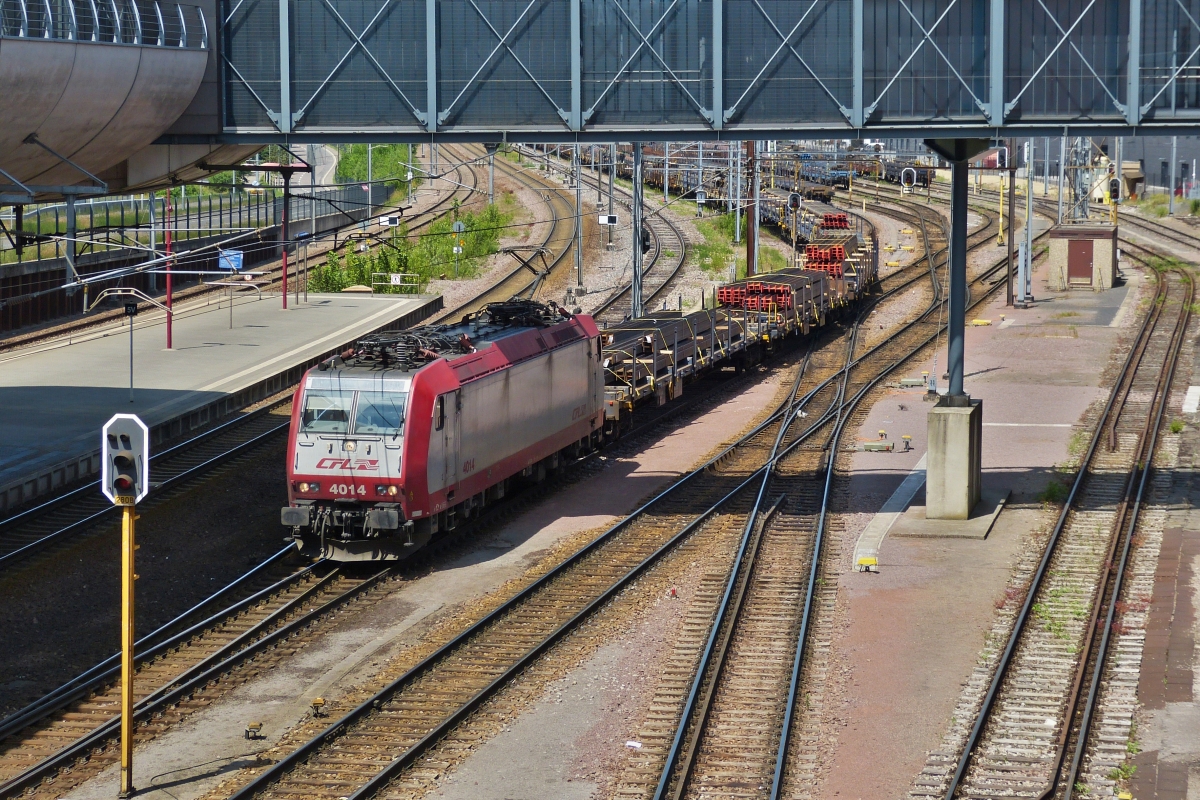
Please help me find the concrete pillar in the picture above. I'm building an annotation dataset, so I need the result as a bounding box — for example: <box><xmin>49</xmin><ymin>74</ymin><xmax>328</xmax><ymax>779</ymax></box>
<box><xmin>926</xmin><ymin>400</ymin><xmax>983</xmax><ymax>519</ymax></box>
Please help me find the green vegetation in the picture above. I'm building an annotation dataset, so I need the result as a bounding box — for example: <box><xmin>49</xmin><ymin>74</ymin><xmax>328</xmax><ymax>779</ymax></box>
<box><xmin>335</xmin><ymin>144</ymin><xmax>416</xmax><ymax>184</ymax></box>
<box><xmin>1190</xmin><ymin>198</ymin><xmax>1200</xmax><ymax>215</ymax></box>
<box><xmin>1052</xmin><ymin>310</ymin><xmax>1080</xmax><ymax>319</ymax></box>
<box><xmin>1038</xmin><ymin>479</ymin><xmax>1069</xmax><ymax>505</ymax></box>
<box><xmin>309</xmin><ymin>194</ymin><xmax>516</xmax><ymax>293</ymax></box>
<box><xmin>693</xmin><ymin>212</ymin><xmax>747</xmax><ymax>279</ymax></box>
<box><xmin>1067</xmin><ymin>430</ymin><xmax>1089</xmax><ymax>460</ymax></box>
<box><xmin>1171</xmin><ymin>419</ymin><xmax>1185</xmax><ymax>434</ymax></box>
<box><xmin>1108</xmin><ymin>762</ymin><xmax>1137</xmax><ymax>782</ymax></box>
<box><xmin>1127</xmin><ymin>722</ymin><xmax>1141</xmax><ymax>755</ymax></box>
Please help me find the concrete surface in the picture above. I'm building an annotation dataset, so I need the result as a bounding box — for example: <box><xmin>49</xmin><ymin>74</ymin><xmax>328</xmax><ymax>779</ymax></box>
<box><xmin>893</xmin><ymin>487</ymin><xmax>1009</xmax><ymax>539</ymax></box>
<box><xmin>0</xmin><ymin>293</ymin><xmax>433</xmax><ymax>493</ymax></box>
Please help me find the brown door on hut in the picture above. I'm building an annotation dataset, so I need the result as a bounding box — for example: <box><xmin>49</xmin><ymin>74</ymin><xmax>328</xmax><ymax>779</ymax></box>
<box><xmin>1067</xmin><ymin>239</ymin><xmax>1094</xmax><ymax>286</ymax></box>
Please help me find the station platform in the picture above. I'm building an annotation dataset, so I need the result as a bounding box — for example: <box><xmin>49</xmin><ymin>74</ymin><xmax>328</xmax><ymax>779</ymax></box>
<box><xmin>0</xmin><ymin>291</ymin><xmax>441</xmax><ymax>514</ymax></box>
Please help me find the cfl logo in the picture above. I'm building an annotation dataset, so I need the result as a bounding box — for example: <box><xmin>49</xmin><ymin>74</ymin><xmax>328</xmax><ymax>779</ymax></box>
<box><xmin>315</xmin><ymin>458</ymin><xmax>380</xmax><ymax>471</ymax></box>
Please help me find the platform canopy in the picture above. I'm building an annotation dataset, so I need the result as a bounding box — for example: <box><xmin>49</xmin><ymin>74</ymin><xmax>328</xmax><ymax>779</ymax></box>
<box><xmin>173</xmin><ymin>0</ymin><xmax>1199</xmax><ymax>144</ymax></box>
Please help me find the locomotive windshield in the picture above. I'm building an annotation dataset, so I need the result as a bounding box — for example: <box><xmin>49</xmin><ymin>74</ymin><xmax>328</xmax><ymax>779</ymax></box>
<box><xmin>301</xmin><ymin>390</ymin><xmax>354</xmax><ymax>433</ymax></box>
<box><xmin>300</xmin><ymin>389</ymin><xmax>407</xmax><ymax>436</ymax></box>
<box><xmin>354</xmin><ymin>391</ymin><xmax>407</xmax><ymax>437</ymax></box>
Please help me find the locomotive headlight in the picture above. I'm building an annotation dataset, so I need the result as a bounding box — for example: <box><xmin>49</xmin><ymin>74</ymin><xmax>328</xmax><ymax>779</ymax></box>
<box><xmin>298</xmin><ymin>482</ymin><xmax>320</xmax><ymax>493</ymax></box>
<box><xmin>344</xmin><ymin>441</ymin><xmax>357</xmax><ymax>452</ymax></box>
<box><xmin>375</xmin><ymin>484</ymin><xmax>400</xmax><ymax>496</ymax></box>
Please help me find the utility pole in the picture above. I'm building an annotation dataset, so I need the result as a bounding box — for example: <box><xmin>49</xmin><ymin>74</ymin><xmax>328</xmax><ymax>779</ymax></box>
<box><xmin>66</xmin><ymin>195</ymin><xmax>78</xmax><ymax>308</ymax></box>
<box><xmin>727</xmin><ymin>144</ymin><xmax>734</xmax><ymax>215</ymax></box>
<box><xmin>148</xmin><ymin>193</ymin><xmax>157</xmax><ymax>292</ymax></box>
<box><xmin>608</xmin><ymin>142</ymin><xmax>615</xmax><ymax>250</ymax></box>
<box><xmin>367</xmin><ymin>144</ymin><xmax>373</xmax><ymax>220</ymax></box>
<box><xmin>165</xmin><ymin>190</ymin><xmax>173</xmax><ymax>349</ymax></box>
<box><xmin>574</xmin><ymin>148</ymin><xmax>584</xmax><ymax>293</ymax></box>
<box><xmin>1006</xmin><ymin>139</ymin><xmax>1015</xmax><ymax>305</ymax></box>
<box><xmin>1022</xmin><ymin>140</ymin><xmax>1034</xmax><ymax>306</ymax></box>
<box><xmin>632</xmin><ymin>143</ymin><xmax>644</xmax><ymax>319</ymax></box>
<box><xmin>1043</xmin><ymin>136</ymin><xmax>1050</xmax><ymax>196</ymax></box>
<box><xmin>1169</xmin><ymin>135</ymin><xmax>1178</xmax><ymax>215</ymax></box>
<box><xmin>663</xmin><ymin>142</ymin><xmax>669</xmax><ymax>203</ymax></box>
<box><xmin>747</xmin><ymin>140</ymin><xmax>759</xmax><ymax>276</ymax></box>
<box><xmin>1057</xmin><ymin>135</ymin><xmax>1066</xmax><ymax>223</ymax></box>
<box><xmin>282</xmin><ymin>172</ymin><xmax>291</xmax><ymax>309</ymax></box>
<box><xmin>734</xmin><ymin>142</ymin><xmax>742</xmax><ymax>244</ymax></box>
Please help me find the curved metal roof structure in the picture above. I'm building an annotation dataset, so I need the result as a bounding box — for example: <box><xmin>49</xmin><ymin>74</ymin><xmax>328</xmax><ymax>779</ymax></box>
<box><xmin>0</xmin><ymin>0</ymin><xmax>210</xmax><ymax>196</ymax></box>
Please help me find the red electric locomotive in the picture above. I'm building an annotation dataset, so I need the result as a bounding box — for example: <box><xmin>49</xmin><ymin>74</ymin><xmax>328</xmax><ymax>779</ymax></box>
<box><xmin>281</xmin><ymin>300</ymin><xmax>605</xmax><ymax>560</ymax></box>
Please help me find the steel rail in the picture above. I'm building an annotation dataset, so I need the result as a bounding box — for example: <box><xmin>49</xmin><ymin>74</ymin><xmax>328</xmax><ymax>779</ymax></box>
<box><xmin>1055</xmin><ymin>262</ymin><xmax>1193</xmax><ymax>800</ymax></box>
<box><xmin>655</xmin><ymin>187</ymin><xmax>949</xmax><ymax>800</ymax></box>
<box><xmin>0</xmin><ymin>567</ymin><xmax>392</xmax><ymax>799</ymax></box>
<box><xmin>0</xmin><ymin>396</ymin><xmax>290</xmax><ymax>533</ymax></box>
<box><xmin>0</xmin><ymin>546</ymin><xmax>302</xmax><ymax>741</ymax></box>
<box><xmin>0</xmin><ymin>417</ymin><xmax>291</xmax><ymax>570</ymax></box>
<box><xmin>656</xmin><ymin>315</ymin><xmax>863</xmax><ymax>800</ymax></box>
<box><xmin>659</xmin><ymin>188</ymin><xmax>1021</xmax><ymax>800</ymax></box>
<box><xmin>940</xmin><ymin>247</ymin><xmax>1186</xmax><ymax>800</ymax></box>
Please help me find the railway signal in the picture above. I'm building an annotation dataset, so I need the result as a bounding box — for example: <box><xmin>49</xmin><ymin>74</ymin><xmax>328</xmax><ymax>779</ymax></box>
<box><xmin>102</xmin><ymin>413</ymin><xmax>149</xmax><ymax>798</ymax></box>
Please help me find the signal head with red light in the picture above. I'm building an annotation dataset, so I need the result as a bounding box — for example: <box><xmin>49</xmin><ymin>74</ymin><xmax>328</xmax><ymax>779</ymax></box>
<box><xmin>102</xmin><ymin>414</ymin><xmax>149</xmax><ymax>505</ymax></box>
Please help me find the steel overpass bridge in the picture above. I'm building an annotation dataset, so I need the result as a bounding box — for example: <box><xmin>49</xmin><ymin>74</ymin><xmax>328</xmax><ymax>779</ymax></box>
<box><xmin>182</xmin><ymin>0</ymin><xmax>1196</xmax><ymax>144</ymax></box>
<box><xmin>3</xmin><ymin>0</ymin><xmax>1197</xmax><ymax>196</ymax></box>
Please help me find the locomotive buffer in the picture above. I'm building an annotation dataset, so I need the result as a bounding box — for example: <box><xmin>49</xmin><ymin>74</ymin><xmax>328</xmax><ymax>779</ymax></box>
<box><xmin>101</xmin><ymin>414</ymin><xmax>150</xmax><ymax>798</ymax></box>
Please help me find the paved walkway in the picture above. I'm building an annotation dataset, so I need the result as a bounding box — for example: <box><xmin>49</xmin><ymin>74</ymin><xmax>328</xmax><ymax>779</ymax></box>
<box><xmin>0</xmin><ymin>291</ymin><xmax>436</xmax><ymax>498</ymax></box>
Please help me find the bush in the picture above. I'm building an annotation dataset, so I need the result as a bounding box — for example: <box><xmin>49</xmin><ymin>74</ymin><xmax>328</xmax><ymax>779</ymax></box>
<box><xmin>309</xmin><ymin>196</ymin><xmax>515</xmax><ymax>293</ymax></box>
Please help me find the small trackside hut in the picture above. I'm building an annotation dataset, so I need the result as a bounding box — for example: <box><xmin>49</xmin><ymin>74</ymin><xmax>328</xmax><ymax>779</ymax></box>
<box><xmin>281</xmin><ymin>300</ymin><xmax>605</xmax><ymax>560</ymax></box>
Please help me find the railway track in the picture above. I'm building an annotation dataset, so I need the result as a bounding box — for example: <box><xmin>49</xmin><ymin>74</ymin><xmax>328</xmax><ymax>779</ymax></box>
<box><xmin>0</xmin><ymin>397</ymin><xmax>294</xmax><ymax>570</ymax></box>
<box><xmin>432</xmin><ymin>144</ymin><xmax>580</xmax><ymax>321</ymax></box>
<box><xmin>645</xmin><ymin>189</ymin><xmax>1039</xmax><ymax>800</ymax></box>
<box><xmin>0</xmin><ymin>556</ymin><xmax>392</xmax><ymax>800</ymax></box>
<box><xmin>922</xmin><ymin>248</ymin><xmax>1192</xmax><ymax>800</ymax></box>
<box><xmin>208</xmin><ymin>189</ymin><xmax>991</xmax><ymax>800</ymax></box>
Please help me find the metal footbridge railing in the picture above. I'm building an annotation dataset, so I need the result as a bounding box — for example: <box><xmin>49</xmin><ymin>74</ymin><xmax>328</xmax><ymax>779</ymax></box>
<box><xmin>0</xmin><ymin>0</ymin><xmax>206</xmax><ymax>48</ymax></box>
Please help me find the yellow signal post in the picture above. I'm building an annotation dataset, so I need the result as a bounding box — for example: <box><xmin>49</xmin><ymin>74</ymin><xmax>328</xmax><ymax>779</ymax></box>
<box><xmin>102</xmin><ymin>413</ymin><xmax>149</xmax><ymax>799</ymax></box>
<box><xmin>120</xmin><ymin>501</ymin><xmax>136</xmax><ymax>798</ymax></box>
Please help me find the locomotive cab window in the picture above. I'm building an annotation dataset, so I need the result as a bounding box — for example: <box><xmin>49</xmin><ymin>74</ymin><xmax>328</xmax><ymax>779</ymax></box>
<box><xmin>301</xmin><ymin>390</ymin><xmax>355</xmax><ymax>433</ymax></box>
<box><xmin>354</xmin><ymin>391</ymin><xmax>407</xmax><ymax>437</ymax></box>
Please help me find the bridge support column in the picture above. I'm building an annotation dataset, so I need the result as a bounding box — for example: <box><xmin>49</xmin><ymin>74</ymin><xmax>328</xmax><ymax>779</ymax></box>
<box><xmin>924</xmin><ymin>139</ymin><xmax>989</xmax><ymax>519</ymax></box>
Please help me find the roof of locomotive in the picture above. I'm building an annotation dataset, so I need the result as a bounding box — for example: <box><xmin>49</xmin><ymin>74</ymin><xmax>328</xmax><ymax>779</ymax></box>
<box><xmin>312</xmin><ymin>300</ymin><xmax>592</xmax><ymax>380</ymax></box>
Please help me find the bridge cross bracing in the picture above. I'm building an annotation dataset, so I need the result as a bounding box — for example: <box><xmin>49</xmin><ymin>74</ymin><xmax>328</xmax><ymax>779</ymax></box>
<box><xmin>209</xmin><ymin>0</ymin><xmax>1200</xmax><ymax>143</ymax></box>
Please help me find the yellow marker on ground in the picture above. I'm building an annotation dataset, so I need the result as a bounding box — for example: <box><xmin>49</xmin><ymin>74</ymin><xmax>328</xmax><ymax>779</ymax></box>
<box><xmin>971</xmin><ymin>319</ymin><xmax>992</xmax><ymax>326</ymax></box>
<box><xmin>857</xmin><ymin>557</ymin><xmax>879</xmax><ymax>572</ymax></box>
